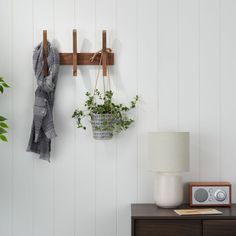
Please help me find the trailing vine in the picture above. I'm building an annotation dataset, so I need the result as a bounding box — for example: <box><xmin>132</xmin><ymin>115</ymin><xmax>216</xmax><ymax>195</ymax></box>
<box><xmin>0</xmin><ymin>77</ymin><xmax>10</xmax><ymax>142</ymax></box>
<box><xmin>72</xmin><ymin>89</ymin><xmax>139</xmax><ymax>135</ymax></box>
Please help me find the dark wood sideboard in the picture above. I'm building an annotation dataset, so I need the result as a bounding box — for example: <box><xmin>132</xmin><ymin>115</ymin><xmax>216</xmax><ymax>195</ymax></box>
<box><xmin>131</xmin><ymin>204</ymin><xmax>236</xmax><ymax>236</ymax></box>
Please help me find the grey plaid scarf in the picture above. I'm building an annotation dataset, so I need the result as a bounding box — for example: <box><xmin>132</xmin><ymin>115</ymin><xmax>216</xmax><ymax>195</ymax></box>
<box><xmin>27</xmin><ymin>41</ymin><xmax>59</xmax><ymax>161</ymax></box>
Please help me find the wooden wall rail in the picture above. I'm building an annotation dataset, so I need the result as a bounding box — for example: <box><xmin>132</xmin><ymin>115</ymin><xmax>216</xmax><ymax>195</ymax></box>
<box><xmin>43</xmin><ymin>30</ymin><xmax>48</xmax><ymax>76</ymax></box>
<box><xmin>59</xmin><ymin>52</ymin><xmax>114</xmax><ymax>65</ymax></box>
<box><xmin>42</xmin><ymin>29</ymin><xmax>114</xmax><ymax>77</ymax></box>
<box><xmin>72</xmin><ymin>29</ymin><xmax>77</xmax><ymax>76</ymax></box>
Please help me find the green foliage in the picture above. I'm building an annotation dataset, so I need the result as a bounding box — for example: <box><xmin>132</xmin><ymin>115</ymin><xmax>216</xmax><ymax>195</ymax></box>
<box><xmin>0</xmin><ymin>77</ymin><xmax>10</xmax><ymax>94</ymax></box>
<box><xmin>0</xmin><ymin>77</ymin><xmax>10</xmax><ymax>142</ymax></box>
<box><xmin>72</xmin><ymin>90</ymin><xmax>139</xmax><ymax>135</ymax></box>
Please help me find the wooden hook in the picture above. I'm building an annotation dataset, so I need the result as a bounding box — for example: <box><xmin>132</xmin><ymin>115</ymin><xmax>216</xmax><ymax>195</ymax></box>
<box><xmin>72</xmin><ymin>29</ymin><xmax>77</xmax><ymax>76</ymax></box>
<box><xmin>43</xmin><ymin>30</ymin><xmax>48</xmax><ymax>76</ymax></box>
<box><xmin>102</xmin><ymin>30</ymin><xmax>107</xmax><ymax>76</ymax></box>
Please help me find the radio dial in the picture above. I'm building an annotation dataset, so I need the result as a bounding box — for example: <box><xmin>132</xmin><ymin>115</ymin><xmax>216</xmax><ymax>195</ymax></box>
<box><xmin>215</xmin><ymin>190</ymin><xmax>227</xmax><ymax>201</ymax></box>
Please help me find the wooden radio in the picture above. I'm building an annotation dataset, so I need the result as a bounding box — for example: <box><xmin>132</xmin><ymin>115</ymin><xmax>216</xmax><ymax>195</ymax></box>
<box><xmin>189</xmin><ymin>182</ymin><xmax>231</xmax><ymax>207</ymax></box>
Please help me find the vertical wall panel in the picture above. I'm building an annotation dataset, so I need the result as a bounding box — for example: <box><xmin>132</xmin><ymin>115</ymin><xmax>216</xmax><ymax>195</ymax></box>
<box><xmin>178</xmin><ymin>0</ymin><xmax>200</xmax><ymax>197</ymax></box>
<box><xmin>116</xmin><ymin>0</ymin><xmax>138</xmax><ymax>235</ymax></box>
<box><xmin>53</xmin><ymin>0</ymin><xmax>76</xmax><ymax>235</ymax></box>
<box><xmin>95</xmin><ymin>1</ymin><xmax>117</xmax><ymax>236</ymax></box>
<box><xmin>1</xmin><ymin>1</ymin><xmax>236</xmax><ymax>236</ymax></box>
<box><xmin>12</xmin><ymin>0</ymin><xmax>34</xmax><ymax>236</ymax></box>
<box><xmin>32</xmin><ymin>1</ymin><xmax>54</xmax><ymax>236</ymax></box>
<box><xmin>199</xmin><ymin>0</ymin><xmax>220</xmax><ymax>181</ymax></box>
<box><xmin>137</xmin><ymin>0</ymin><xmax>158</xmax><ymax>203</ymax></box>
<box><xmin>221</xmin><ymin>0</ymin><xmax>236</xmax><ymax>202</ymax></box>
<box><xmin>158</xmin><ymin>0</ymin><xmax>179</xmax><ymax>130</ymax></box>
<box><xmin>76</xmin><ymin>0</ymin><xmax>96</xmax><ymax>235</ymax></box>
<box><xmin>0</xmin><ymin>1</ymin><xmax>12</xmax><ymax>236</ymax></box>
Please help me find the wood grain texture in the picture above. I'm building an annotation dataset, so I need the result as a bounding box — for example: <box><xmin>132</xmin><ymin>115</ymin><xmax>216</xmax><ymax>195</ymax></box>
<box><xmin>131</xmin><ymin>204</ymin><xmax>236</xmax><ymax>220</ymax></box>
<box><xmin>102</xmin><ymin>30</ymin><xmax>107</xmax><ymax>76</ymax></box>
<box><xmin>189</xmin><ymin>182</ymin><xmax>231</xmax><ymax>186</ymax></box>
<box><xmin>134</xmin><ymin>219</ymin><xmax>201</xmax><ymax>236</ymax></box>
<box><xmin>59</xmin><ymin>52</ymin><xmax>114</xmax><ymax>65</ymax></box>
<box><xmin>72</xmin><ymin>29</ymin><xmax>77</xmax><ymax>76</ymax></box>
<box><xmin>132</xmin><ymin>204</ymin><xmax>236</xmax><ymax>236</ymax></box>
<box><xmin>43</xmin><ymin>30</ymin><xmax>48</xmax><ymax>76</ymax></box>
<box><xmin>189</xmin><ymin>182</ymin><xmax>232</xmax><ymax>207</ymax></box>
<box><xmin>203</xmin><ymin>220</ymin><xmax>236</xmax><ymax>236</ymax></box>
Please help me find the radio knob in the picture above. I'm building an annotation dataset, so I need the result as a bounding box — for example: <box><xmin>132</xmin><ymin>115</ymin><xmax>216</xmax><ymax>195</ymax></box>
<box><xmin>215</xmin><ymin>190</ymin><xmax>227</xmax><ymax>201</ymax></box>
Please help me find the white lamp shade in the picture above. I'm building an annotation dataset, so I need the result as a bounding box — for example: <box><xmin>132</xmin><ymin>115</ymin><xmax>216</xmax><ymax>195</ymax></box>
<box><xmin>149</xmin><ymin>132</ymin><xmax>189</xmax><ymax>172</ymax></box>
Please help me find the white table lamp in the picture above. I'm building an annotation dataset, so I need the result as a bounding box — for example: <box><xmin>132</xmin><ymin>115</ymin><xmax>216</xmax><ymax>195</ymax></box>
<box><xmin>149</xmin><ymin>132</ymin><xmax>189</xmax><ymax>208</ymax></box>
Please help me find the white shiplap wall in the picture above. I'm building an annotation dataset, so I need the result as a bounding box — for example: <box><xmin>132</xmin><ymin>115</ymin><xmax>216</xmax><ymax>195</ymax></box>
<box><xmin>1</xmin><ymin>0</ymin><xmax>236</xmax><ymax>236</ymax></box>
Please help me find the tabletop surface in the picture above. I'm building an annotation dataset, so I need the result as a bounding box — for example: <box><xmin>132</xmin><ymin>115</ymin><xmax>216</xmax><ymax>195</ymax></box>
<box><xmin>131</xmin><ymin>203</ymin><xmax>236</xmax><ymax>220</ymax></box>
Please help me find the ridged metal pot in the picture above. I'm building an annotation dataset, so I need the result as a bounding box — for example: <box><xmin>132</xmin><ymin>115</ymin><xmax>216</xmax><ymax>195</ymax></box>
<box><xmin>90</xmin><ymin>113</ymin><xmax>115</xmax><ymax>140</ymax></box>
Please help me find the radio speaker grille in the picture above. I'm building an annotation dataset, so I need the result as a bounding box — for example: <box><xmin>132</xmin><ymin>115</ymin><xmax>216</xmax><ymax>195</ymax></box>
<box><xmin>194</xmin><ymin>188</ymin><xmax>208</xmax><ymax>202</ymax></box>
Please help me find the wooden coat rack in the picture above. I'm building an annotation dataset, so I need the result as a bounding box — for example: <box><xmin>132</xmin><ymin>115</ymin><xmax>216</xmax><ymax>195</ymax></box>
<box><xmin>43</xmin><ymin>30</ymin><xmax>48</xmax><ymax>76</ymax></box>
<box><xmin>42</xmin><ymin>29</ymin><xmax>114</xmax><ymax>77</ymax></box>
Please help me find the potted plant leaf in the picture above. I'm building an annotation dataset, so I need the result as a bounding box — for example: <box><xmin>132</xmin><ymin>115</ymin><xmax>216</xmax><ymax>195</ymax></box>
<box><xmin>0</xmin><ymin>77</ymin><xmax>10</xmax><ymax>142</ymax></box>
<box><xmin>72</xmin><ymin>89</ymin><xmax>138</xmax><ymax>140</ymax></box>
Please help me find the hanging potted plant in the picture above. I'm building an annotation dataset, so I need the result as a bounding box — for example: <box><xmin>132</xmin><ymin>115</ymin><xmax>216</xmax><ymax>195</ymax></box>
<box><xmin>0</xmin><ymin>77</ymin><xmax>10</xmax><ymax>142</ymax></box>
<box><xmin>72</xmin><ymin>89</ymin><xmax>138</xmax><ymax>140</ymax></box>
<box><xmin>73</xmin><ymin>40</ymin><xmax>138</xmax><ymax>139</ymax></box>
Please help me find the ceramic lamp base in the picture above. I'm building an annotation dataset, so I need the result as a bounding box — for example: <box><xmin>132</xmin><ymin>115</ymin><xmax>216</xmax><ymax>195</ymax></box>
<box><xmin>154</xmin><ymin>173</ymin><xmax>183</xmax><ymax>208</ymax></box>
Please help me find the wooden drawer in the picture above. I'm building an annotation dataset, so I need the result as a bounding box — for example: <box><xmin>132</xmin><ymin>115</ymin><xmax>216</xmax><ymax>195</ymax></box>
<box><xmin>203</xmin><ymin>220</ymin><xmax>236</xmax><ymax>236</ymax></box>
<box><xmin>134</xmin><ymin>219</ymin><xmax>202</xmax><ymax>236</ymax></box>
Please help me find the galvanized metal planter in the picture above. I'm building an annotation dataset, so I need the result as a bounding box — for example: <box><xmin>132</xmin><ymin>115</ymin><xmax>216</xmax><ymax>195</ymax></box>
<box><xmin>90</xmin><ymin>113</ymin><xmax>115</xmax><ymax>140</ymax></box>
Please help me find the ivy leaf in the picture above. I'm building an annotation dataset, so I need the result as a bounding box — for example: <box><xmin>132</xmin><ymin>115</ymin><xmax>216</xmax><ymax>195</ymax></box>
<box><xmin>0</xmin><ymin>85</ymin><xmax>3</xmax><ymax>93</ymax></box>
<box><xmin>0</xmin><ymin>122</ymin><xmax>8</xmax><ymax>128</ymax></box>
<box><xmin>0</xmin><ymin>127</ymin><xmax>7</xmax><ymax>134</ymax></box>
<box><xmin>2</xmin><ymin>83</ymin><xmax>10</xmax><ymax>88</ymax></box>
<box><xmin>0</xmin><ymin>116</ymin><xmax>7</xmax><ymax>122</ymax></box>
<box><xmin>0</xmin><ymin>134</ymin><xmax>8</xmax><ymax>142</ymax></box>
<box><xmin>73</xmin><ymin>90</ymin><xmax>139</xmax><ymax>134</ymax></box>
